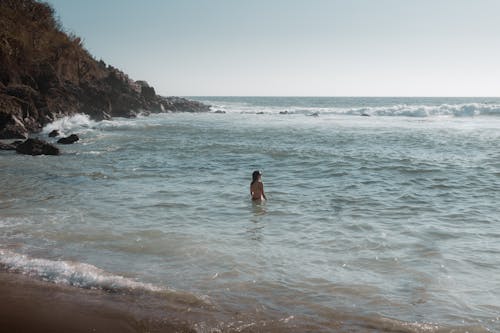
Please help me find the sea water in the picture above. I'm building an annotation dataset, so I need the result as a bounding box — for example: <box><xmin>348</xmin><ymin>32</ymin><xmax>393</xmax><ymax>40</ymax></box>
<box><xmin>1</xmin><ymin>97</ymin><xmax>500</xmax><ymax>332</ymax></box>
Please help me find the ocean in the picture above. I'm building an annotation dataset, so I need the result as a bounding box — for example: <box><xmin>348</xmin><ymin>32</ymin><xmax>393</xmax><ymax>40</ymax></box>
<box><xmin>1</xmin><ymin>97</ymin><xmax>500</xmax><ymax>332</ymax></box>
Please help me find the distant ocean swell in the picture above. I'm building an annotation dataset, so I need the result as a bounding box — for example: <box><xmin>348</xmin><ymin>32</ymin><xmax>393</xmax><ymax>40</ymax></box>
<box><xmin>350</xmin><ymin>103</ymin><xmax>500</xmax><ymax>117</ymax></box>
<box><xmin>207</xmin><ymin>102</ymin><xmax>500</xmax><ymax>117</ymax></box>
<box><xmin>38</xmin><ymin>102</ymin><xmax>500</xmax><ymax>139</ymax></box>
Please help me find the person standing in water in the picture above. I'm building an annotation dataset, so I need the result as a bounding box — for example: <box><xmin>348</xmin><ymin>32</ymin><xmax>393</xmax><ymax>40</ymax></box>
<box><xmin>250</xmin><ymin>170</ymin><xmax>267</xmax><ymax>201</ymax></box>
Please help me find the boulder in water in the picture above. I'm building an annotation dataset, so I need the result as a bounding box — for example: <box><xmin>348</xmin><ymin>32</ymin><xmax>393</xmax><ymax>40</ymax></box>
<box><xmin>57</xmin><ymin>134</ymin><xmax>79</xmax><ymax>144</ymax></box>
<box><xmin>48</xmin><ymin>130</ymin><xmax>59</xmax><ymax>137</ymax></box>
<box><xmin>16</xmin><ymin>138</ymin><xmax>60</xmax><ymax>155</ymax></box>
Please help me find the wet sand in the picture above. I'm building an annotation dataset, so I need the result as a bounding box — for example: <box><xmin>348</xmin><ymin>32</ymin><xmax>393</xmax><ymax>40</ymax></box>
<box><xmin>0</xmin><ymin>271</ymin><xmax>336</xmax><ymax>333</ymax></box>
<box><xmin>0</xmin><ymin>271</ymin><xmax>194</xmax><ymax>333</ymax></box>
<box><xmin>0</xmin><ymin>271</ymin><xmax>476</xmax><ymax>332</ymax></box>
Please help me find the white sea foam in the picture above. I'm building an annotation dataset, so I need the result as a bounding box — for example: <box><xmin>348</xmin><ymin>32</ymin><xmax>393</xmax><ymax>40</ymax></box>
<box><xmin>0</xmin><ymin>249</ymin><xmax>163</xmax><ymax>293</ymax></box>
<box><xmin>41</xmin><ymin>114</ymin><xmax>147</xmax><ymax>138</ymax></box>
<box><xmin>42</xmin><ymin>114</ymin><xmax>98</xmax><ymax>137</ymax></box>
<box><xmin>349</xmin><ymin>103</ymin><xmax>500</xmax><ymax>117</ymax></box>
<box><xmin>208</xmin><ymin>102</ymin><xmax>500</xmax><ymax>118</ymax></box>
<box><xmin>40</xmin><ymin>103</ymin><xmax>500</xmax><ymax>140</ymax></box>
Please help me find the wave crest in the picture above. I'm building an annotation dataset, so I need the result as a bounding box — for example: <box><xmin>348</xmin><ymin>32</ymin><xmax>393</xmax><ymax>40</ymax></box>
<box><xmin>210</xmin><ymin>102</ymin><xmax>500</xmax><ymax>118</ymax></box>
<box><xmin>353</xmin><ymin>103</ymin><xmax>500</xmax><ymax>117</ymax></box>
<box><xmin>42</xmin><ymin>114</ymin><xmax>97</xmax><ymax>136</ymax></box>
<box><xmin>0</xmin><ymin>249</ymin><xmax>163</xmax><ymax>293</ymax></box>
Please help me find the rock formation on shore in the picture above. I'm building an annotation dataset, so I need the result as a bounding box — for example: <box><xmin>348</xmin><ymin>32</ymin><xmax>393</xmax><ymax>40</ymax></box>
<box><xmin>15</xmin><ymin>138</ymin><xmax>59</xmax><ymax>155</ymax></box>
<box><xmin>0</xmin><ymin>0</ymin><xmax>210</xmax><ymax>139</ymax></box>
<box><xmin>57</xmin><ymin>134</ymin><xmax>79</xmax><ymax>144</ymax></box>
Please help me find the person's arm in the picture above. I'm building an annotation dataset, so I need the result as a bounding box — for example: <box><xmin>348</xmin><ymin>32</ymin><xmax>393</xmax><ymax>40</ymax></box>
<box><xmin>260</xmin><ymin>183</ymin><xmax>267</xmax><ymax>200</ymax></box>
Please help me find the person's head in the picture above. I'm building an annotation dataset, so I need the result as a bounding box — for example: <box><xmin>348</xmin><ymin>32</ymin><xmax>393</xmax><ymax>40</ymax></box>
<box><xmin>252</xmin><ymin>170</ymin><xmax>262</xmax><ymax>184</ymax></box>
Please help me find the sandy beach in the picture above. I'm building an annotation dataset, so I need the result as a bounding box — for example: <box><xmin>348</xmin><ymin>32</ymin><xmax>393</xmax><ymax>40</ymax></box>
<box><xmin>0</xmin><ymin>271</ymin><xmax>195</xmax><ymax>333</ymax></box>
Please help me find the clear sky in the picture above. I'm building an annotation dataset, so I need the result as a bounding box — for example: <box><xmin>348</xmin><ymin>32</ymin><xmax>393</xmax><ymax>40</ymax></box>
<box><xmin>48</xmin><ymin>0</ymin><xmax>500</xmax><ymax>97</ymax></box>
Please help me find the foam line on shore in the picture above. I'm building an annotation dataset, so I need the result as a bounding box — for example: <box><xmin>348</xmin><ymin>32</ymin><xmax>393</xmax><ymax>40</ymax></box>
<box><xmin>0</xmin><ymin>248</ymin><xmax>163</xmax><ymax>293</ymax></box>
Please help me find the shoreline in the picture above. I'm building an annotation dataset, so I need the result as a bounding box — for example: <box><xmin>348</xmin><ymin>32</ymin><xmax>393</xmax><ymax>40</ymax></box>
<box><xmin>0</xmin><ymin>270</ymin><xmax>478</xmax><ymax>333</ymax></box>
<box><xmin>0</xmin><ymin>269</ymin><xmax>306</xmax><ymax>333</ymax></box>
<box><xmin>0</xmin><ymin>270</ymin><xmax>195</xmax><ymax>333</ymax></box>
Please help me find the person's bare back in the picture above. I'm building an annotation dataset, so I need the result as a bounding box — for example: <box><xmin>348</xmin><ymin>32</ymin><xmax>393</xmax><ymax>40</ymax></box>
<box><xmin>250</xmin><ymin>170</ymin><xmax>267</xmax><ymax>201</ymax></box>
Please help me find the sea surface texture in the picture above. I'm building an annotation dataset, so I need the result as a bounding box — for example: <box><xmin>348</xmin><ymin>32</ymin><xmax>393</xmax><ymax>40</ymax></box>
<box><xmin>1</xmin><ymin>97</ymin><xmax>500</xmax><ymax>332</ymax></box>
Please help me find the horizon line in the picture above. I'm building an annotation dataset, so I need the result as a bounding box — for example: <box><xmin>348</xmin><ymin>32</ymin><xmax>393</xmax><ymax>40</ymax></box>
<box><xmin>177</xmin><ymin>95</ymin><xmax>500</xmax><ymax>99</ymax></box>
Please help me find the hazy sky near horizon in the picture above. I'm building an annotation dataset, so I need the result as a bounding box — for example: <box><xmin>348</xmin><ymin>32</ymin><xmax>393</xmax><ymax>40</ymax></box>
<box><xmin>48</xmin><ymin>0</ymin><xmax>500</xmax><ymax>97</ymax></box>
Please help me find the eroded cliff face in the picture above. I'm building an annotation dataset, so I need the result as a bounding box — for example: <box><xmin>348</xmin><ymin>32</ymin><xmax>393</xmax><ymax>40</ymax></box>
<box><xmin>0</xmin><ymin>0</ymin><xmax>209</xmax><ymax>139</ymax></box>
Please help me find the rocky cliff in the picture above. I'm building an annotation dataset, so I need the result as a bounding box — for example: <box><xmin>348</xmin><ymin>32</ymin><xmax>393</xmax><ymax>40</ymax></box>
<box><xmin>0</xmin><ymin>0</ymin><xmax>210</xmax><ymax>139</ymax></box>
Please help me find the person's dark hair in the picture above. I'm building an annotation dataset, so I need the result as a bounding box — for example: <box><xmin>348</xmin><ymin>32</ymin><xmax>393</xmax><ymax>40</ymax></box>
<box><xmin>251</xmin><ymin>170</ymin><xmax>261</xmax><ymax>185</ymax></box>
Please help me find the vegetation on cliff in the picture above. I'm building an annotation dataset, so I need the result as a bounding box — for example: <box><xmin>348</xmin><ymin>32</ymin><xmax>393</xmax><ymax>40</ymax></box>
<box><xmin>0</xmin><ymin>0</ymin><xmax>209</xmax><ymax>139</ymax></box>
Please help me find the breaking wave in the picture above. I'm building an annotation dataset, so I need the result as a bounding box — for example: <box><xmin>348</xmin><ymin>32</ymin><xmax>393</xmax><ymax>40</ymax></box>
<box><xmin>0</xmin><ymin>248</ymin><xmax>164</xmax><ymax>293</ymax></box>
<box><xmin>209</xmin><ymin>102</ymin><xmax>500</xmax><ymax>117</ymax></box>
<box><xmin>42</xmin><ymin>114</ymin><xmax>98</xmax><ymax>137</ymax></box>
<box><xmin>348</xmin><ymin>103</ymin><xmax>500</xmax><ymax>117</ymax></box>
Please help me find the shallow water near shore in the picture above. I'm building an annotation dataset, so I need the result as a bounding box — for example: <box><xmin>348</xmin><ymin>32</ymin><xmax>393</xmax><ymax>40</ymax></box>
<box><xmin>1</xmin><ymin>97</ymin><xmax>500</xmax><ymax>332</ymax></box>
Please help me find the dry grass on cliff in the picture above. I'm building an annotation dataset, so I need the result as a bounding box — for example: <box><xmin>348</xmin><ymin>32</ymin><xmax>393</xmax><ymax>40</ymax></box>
<box><xmin>0</xmin><ymin>0</ymin><xmax>106</xmax><ymax>86</ymax></box>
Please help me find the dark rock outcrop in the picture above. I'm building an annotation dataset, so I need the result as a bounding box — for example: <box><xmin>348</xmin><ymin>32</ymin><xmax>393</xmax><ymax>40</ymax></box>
<box><xmin>0</xmin><ymin>113</ymin><xmax>28</xmax><ymax>139</ymax></box>
<box><xmin>57</xmin><ymin>134</ymin><xmax>79</xmax><ymax>144</ymax></box>
<box><xmin>0</xmin><ymin>140</ymin><xmax>23</xmax><ymax>150</ymax></box>
<box><xmin>48</xmin><ymin>129</ymin><xmax>59</xmax><ymax>137</ymax></box>
<box><xmin>16</xmin><ymin>138</ymin><xmax>60</xmax><ymax>155</ymax></box>
<box><xmin>137</xmin><ymin>81</ymin><xmax>156</xmax><ymax>101</ymax></box>
<box><xmin>0</xmin><ymin>0</ymin><xmax>210</xmax><ymax>140</ymax></box>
